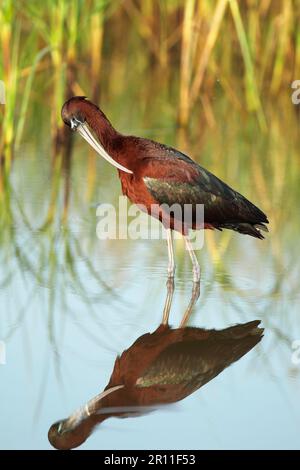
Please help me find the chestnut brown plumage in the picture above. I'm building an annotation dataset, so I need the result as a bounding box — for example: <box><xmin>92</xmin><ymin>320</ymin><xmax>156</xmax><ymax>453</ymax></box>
<box><xmin>61</xmin><ymin>97</ymin><xmax>269</xmax><ymax>282</ymax></box>
<box><xmin>48</xmin><ymin>319</ymin><xmax>263</xmax><ymax>450</ymax></box>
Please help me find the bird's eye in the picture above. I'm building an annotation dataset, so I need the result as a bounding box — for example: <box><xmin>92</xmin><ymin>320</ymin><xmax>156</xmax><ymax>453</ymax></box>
<box><xmin>57</xmin><ymin>422</ymin><xmax>64</xmax><ymax>434</ymax></box>
<box><xmin>70</xmin><ymin>116</ymin><xmax>84</xmax><ymax>131</ymax></box>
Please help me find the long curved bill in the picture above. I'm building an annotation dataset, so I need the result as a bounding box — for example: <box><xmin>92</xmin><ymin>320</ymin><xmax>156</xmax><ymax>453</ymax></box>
<box><xmin>62</xmin><ymin>384</ymin><xmax>125</xmax><ymax>431</ymax></box>
<box><xmin>77</xmin><ymin>123</ymin><xmax>133</xmax><ymax>174</ymax></box>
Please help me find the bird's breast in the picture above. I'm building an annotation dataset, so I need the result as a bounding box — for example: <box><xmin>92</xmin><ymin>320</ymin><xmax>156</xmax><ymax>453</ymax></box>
<box><xmin>119</xmin><ymin>174</ymin><xmax>157</xmax><ymax>209</ymax></box>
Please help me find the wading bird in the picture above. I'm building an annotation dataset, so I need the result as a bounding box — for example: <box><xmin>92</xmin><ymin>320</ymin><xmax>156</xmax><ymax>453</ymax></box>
<box><xmin>61</xmin><ymin>97</ymin><xmax>269</xmax><ymax>282</ymax></box>
<box><xmin>48</xmin><ymin>283</ymin><xmax>263</xmax><ymax>450</ymax></box>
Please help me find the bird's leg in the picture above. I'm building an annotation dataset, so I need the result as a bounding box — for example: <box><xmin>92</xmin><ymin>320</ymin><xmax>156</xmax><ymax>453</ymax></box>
<box><xmin>179</xmin><ymin>282</ymin><xmax>200</xmax><ymax>328</ymax></box>
<box><xmin>166</xmin><ymin>228</ymin><xmax>176</xmax><ymax>279</ymax></box>
<box><xmin>184</xmin><ymin>235</ymin><xmax>200</xmax><ymax>283</ymax></box>
<box><xmin>162</xmin><ymin>277</ymin><xmax>175</xmax><ymax>325</ymax></box>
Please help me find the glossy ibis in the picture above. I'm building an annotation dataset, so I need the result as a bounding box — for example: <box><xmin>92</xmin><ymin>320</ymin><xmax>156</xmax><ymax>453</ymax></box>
<box><xmin>48</xmin><ymin>286</ymin><xmax>263</xmax><ymax>450</ymax></box>
<box><xmin>61</xmin><ymin>97</ymin><xmax>269</xmax><ymax>282</ymax></box>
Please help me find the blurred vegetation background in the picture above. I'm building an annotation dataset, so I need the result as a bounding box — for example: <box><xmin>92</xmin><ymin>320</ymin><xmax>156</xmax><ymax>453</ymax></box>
<box><xmin>0</xmin><ymin>0</ymin><xmax>299</xmax><ymax>244</ymax></box>
<box><xmin>1</xmin><ymin>0</ymin><xmax>300</xmax><ymax>155</ymax></box>
<box><xmin>0</xmin><ymin>0</ymin><xmax>299</xmax><ymax>302</ymax></box>
<box><xmin>0</xmin><ymin>0</ymin><xmax>299</xmax><ymax>392</ymax></box>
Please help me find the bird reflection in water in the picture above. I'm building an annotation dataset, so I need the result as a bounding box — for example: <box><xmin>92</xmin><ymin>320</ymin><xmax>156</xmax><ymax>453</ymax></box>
<box><xmin>48</xmin><ymin>282</ymin><xmax>263</xmax><ymax>450</ymax></box>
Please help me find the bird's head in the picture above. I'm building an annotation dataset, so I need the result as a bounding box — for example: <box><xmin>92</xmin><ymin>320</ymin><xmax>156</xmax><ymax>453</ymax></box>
<box><xmin>61</xmin><ymin>96</ymin><xmax>87</xmax><ymax>130</ymax></box>
<box><xmin>48</xmin><ymin>384</ymin><xmax>125</xmax><ymax>449</ymax></box>
<box><xmin>61</xmin><ymin>96</ymin><xmax>132</xmax><ymax>174</ymax></box>
<box><xmin>48</xmin><ymin>416</ymin><xmax>95</xmax><ymax>450</ymax></box>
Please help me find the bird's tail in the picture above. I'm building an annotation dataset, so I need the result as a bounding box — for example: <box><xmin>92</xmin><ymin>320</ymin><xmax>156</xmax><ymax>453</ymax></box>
<box><xmin>220</xmin><ymin>222</ymin><xmax>269</xmax><ymax>239</ymax></box>
<box><xmin>212</xmin><ymin>320</ymin><xmax>264</xmax><ymax>369</ymax></box>
<box><xmin>222</xmin><ymin>320</ymin><xmax>264</xmax><ymax>339</ymax></box>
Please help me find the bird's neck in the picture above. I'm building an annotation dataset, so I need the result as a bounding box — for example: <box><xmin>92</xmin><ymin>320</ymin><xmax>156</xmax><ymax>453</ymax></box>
<box><xmin>86</xmin><ymin>109</ymin><xmax>120</xmax><ymax>152</ymax></box>
<box><xmin>84</xmin><ymin>105</ymin><xmax>133</xmax><ymax>173</ymax></box>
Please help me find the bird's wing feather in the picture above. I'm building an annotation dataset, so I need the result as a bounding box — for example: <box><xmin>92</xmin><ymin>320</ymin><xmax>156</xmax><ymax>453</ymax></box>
<box><xmin>140</xmin><ymin>145</ymin><xmax>268</xmax><ymax>226</ymax></box>
<box><xmin>136</xmin><ymin>327</ymin><xmax>262</xmax><ymax>389</ymax></box>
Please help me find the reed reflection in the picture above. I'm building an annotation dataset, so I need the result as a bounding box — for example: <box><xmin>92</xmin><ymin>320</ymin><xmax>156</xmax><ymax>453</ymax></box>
<box><xmin>48</xmin><ymin>282</ymin><xmax>263</xmax><ymax>450</ymax></box>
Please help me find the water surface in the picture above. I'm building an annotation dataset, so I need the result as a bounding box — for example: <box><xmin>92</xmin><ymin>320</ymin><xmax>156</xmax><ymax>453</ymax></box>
<box><xmin>0</xmin><ymin>94</ymin><xmax>300</xmax><ymax>450</ymax></box>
